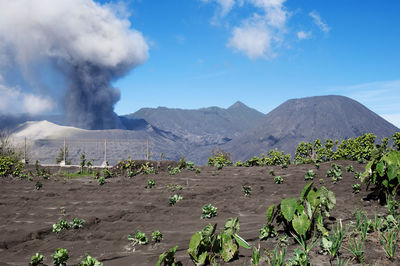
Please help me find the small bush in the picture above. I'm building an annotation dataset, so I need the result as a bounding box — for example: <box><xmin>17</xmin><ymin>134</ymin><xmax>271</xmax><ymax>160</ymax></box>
<box><xmin>201</xmin><ymin>204</ymin><xmax>218</xmax><ymax>219</ymax></box>
<box><xmin>52</xmin><ymin>248</ymin><xmax>69</xmax><ymax>266</ymax></box>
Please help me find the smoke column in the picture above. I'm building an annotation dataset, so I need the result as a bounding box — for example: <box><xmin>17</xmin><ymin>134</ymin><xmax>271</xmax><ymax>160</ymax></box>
<box><xmin>0</xmin><ymin>0</ymin><xmax>148</xmax><ymax>129</ymax></box>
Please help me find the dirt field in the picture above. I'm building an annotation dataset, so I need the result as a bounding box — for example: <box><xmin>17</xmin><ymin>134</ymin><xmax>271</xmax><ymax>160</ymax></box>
<box><xmin>0</xmin><ymin>160</ymin><xmax>397</xmax><ymax>265</ymax></box>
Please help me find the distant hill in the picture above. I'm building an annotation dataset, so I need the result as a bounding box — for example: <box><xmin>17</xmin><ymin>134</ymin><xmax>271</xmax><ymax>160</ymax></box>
<box><xmin>224</xmin><ymin>95</ymin><xmax>400</xmax><ymax>161</ymax></box>
<box><xmin>125</xmin><ymin>101</ymin><xmax>264</xmax><ymax>145</ymax></box>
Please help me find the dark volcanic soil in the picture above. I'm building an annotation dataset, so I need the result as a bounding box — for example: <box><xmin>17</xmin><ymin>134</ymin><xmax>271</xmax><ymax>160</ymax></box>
<box><xmin>0</xmin><ymin>161</ymin><xmax>397</xmax><ymax>265</ymax></box>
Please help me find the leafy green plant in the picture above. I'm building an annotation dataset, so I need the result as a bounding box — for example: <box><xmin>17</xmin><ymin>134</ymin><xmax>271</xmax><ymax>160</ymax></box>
<box><xmin>251</xmin><ymin>245</ymin><xmax>261</xmax><ymax>266</ymax></box>
<box><xmin>260</xmin><ymin>205</ymin><xmax>277</xmax><ymax>240</ymax></box>
<box><xmin>269</xmin><ymin>169</ymin><xmax>275</xmax><ymax>176</ymax></box>
<box><xmin>242</xmin><ymin>185</ymin><xmax>251</xmax><ymax>197</ymax></box>
<box><xmin>393</xmin><ymin>132</ymin><xmax>400</xmax><ymax>151</ymax></box>
<box><xmin>320</xmin><ymin>219</ymin><xmax>350</xmax><ymax>260</ymax></box>
<box><xmin>327</xmin><ymin>164</ymin><xmax>342</xmax><ymax>182</ymax></box>
<box><xmin>80</xmin><ymin>152</ymin><xmax>86</xmax><ymax>173</ymax></box>
<box><xmin>145</xmin><ymin>179</ymin><xmax>155</xmax><ymax>188</ymax></box>
<box><xmin>346</xmin><ymin>165</ymin><xmax>354</xmax><ymax>173</ymax></box>
<box><xmin>201</xmin><ymin>204</ymin><xmax>218</xmax><ymax>219</ymax></box>
<box><xmin>52</xmin><ymin>248</ymin><xmax>69</xmax><ymax>266</ymax></box>
<box><xmin>168</xmin><ymin>166</ymin><xmax>181</xmax><ymax>176</ymax></box>
<box><xmin>274</xmin><ymin>175</ymin><xmax>283</xmax><ymax>184</ymax></box>
<box><xmin>102</xmin><ymin>168</ymin><xmax>113</xmax><ymax>179</ymax></box>
<box><xmin>78</xmin><ymin>254</ymin><xmax>103</xmax><ymax>266</ymax></box>
<box><xmin>128</xmin><ymin>230</ymin><xmax>149</xmax><ymax>246</ymax></box>
<box><xmin>30</xmin><ymin>252</ymin><xmax>44</xmax><ymax>266</ymax></box>
<box><xmin>195</xmin><ymin>168</ymin><xmax>201</xmax><ymax>173</ymax></box>
<box><xmin>157</xmin><ymin>245</ymin><xmax>182</xmax><ymax>266</ymax></box>
<box><xmin>380</xmin><ymin>229</ymin><xmax>399</xmax><ymax>259</ymax></box>
<box><xmin>52</xmin><ymin>219</ymin><xmax>71</xmax><ymax>233</ymax></box>
<box><xmin>35</xmin><ymin>181</ymin><xmax>42</xmax><ymax>190</ymax></box>
<box><xmin>152</xmin><ymin>230</ymin><xmax>163</xmax><ymax>243</ymax></box>
<box><xmin>266</xmin><ymin>244</ymin><xmax>286</xmax><ymax>266</ymax></box>
<box><xmin>304</xmin><ymin>170</ymin><xmax>316</xmax><ymax>180</ymax></box>
<box><xmin>169</xmin><ymin>194</ymin><xmax>183</xmax><ymax>206</ymax></box>
<box><xmin>352</xmin><ymin>183</ymin><xmax>361</xmax><ymax>193</ymax></box>
<box><xmin>362</xmin><ymin>150</ymin><xmax>400</xmax><ymax>201</ymax></box>
<box><xmin>315</xmin><ymin>163</ymin><xmax>320</xmax><ymax>169</ymax></box>
<box><xmin>70</xmin><ymin>218</ymin><xmax>85</xmax><ymax>229</ymax></box>
<box><xmin>187</xmin><ymin>217</ymin><xmax>250</xmax><ymax>264</ymax></box>
<box><xmin>97</xmin><ymin>176</ymin><xmax>106</xmax><ymax>185</ymax></box>
<box><xmin>167</xmin><ymin>183</ymin><xmax>183</xmax><ymax>192</ymax></box>
<box><xmin>286</xmin><ymin>248</ymin><xmax>308</xmax><ymax>266</ymax></box>
<box><xmin>354</xmin><ymin>171</ymin><xmax>361</xmax><ymax>179</ymax></box>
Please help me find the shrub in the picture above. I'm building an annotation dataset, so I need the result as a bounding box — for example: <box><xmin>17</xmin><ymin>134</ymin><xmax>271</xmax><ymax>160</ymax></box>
<box><xmin>208</xmin><ymin>151</ymin><xmax>232</xmax><ymax>170</ymax></box>
<box><xmin>393</xmin><ymin>132</ymin><xmax>400</xmax><ymax>151</ymax></box>
<box><xmin>201</xmin><ymin>204</ymin><xmax>218</xmax><ymax>219</ymax></box>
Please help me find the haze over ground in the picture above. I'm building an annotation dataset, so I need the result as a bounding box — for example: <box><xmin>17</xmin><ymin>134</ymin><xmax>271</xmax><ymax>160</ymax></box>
<box><xmin>0</xmin><ymin>0</ymin><xmax>399</xmax><ymax>128</ymax></box>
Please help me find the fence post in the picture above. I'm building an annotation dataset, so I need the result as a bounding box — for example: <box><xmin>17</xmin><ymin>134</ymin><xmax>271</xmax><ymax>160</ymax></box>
<box><xmin>101</xmin><ymin>139</ymin><xmax>108</xmax><ymax>167</ymax></box>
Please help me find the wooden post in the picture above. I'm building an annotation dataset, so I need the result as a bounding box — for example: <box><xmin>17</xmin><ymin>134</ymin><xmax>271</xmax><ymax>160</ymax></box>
<box><xmin>102</xmin><ymin>139</ymin><xmax>108</xmax><ymax>167</ymax></box>
<box><xmin>63</xmin><ymin>137</ymin><xmax>66</xmax><ymax>163</ymax></box>
<box><xmin>23</xmin><ymin>137</ymin><xmax>27</xmax><ymax>164</ymax></box>
<box><xmin>146</xmin><ymin>138</ymin><xmax>149</xmax><ymax>160</ymax></box>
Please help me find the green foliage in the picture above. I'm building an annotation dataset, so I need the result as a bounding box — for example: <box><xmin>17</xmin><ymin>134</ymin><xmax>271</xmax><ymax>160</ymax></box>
<box><xmin>70</xmin><ymin>218</ymin><xmax>85</xmax><ymax>229</ymax></box>
<box><xmin>266</xmin><ymin>244</ymin><xmax>287</xmax><ymax>266</ymax></box>
<box><xmin>201</xmin><ymin>204</ymin><xmax>218</xmax><ymax>219</ymax></box>
<box><xmin>260</xmin><ymin>205</ymin><xmax>278</xmax><ymax>240</ymax></box>
<box><xmin>195</xmin><ymin>168</ymin><xmax>201</xmax><ymax>173</ymax></box>
<box><xmin>242</xmin><ymin>185</ymin><xmax>251</xmax><ymax>196</ymax></box>
<box><xmin>208</xmin><ymin>152</ymin><xmax>232</xmax><ymax>170</ymax></box>
<box><xmin>294</xmin><ymin>142</ymin><xmax>314</xmax><ymax>164</ymax></box>
<box><xmin>251</xmin><ymin>245</ymin><xmax>261</xmax><ymax>266</ymax></box>
<box><xmin>145</xmin><ymin>179</ymin><xmax>155</xmax><ymax>188</ymax></box>
<box><xmin>157</xmin><ymin>245</ymin><xmax>182</xmax><ymax>266</ymax></box>
<box><xmin>116</xmin><ymin>160</ymin><xmax>156</xmax><ymax>176</ymax></box>
<box><xmin>80</xmin><ymin>152</ymin><xmax>86</xmax><ymax>173</ymax></box>
<box><xmin>30</xmin><ymin>252</ymin><xmax>44</xmax><ymax>266</ymax></box>
<box><xmin>35</xmin><ymin>181</ymin><xmax>42</xmax><ymax>190</ymax></box>
<box><xmin>168</xmin><ymin>166</ymin><xmax>181</xmax><ymax>175</ymax></box>
<box><xmin>354</xmin><ymin>171</ymin><xmax>361</xmax><ymax>179</ymax></box>
<box><xmin>326</xmin><ymin>164</ymin><xmax>342</xmax><ymax>183</ymax></box>
<box><xmin>362</xmin><ymin>150</ymin><xmax>400</xmax><ymax>199</ymax></box>
<box><xmin>52</xmin><ymin>219</ymin><xmax>70</xmax><ymax>233</ymax></box>
<box><xmin>265</xmin><ymin>182</ymin><xmax>336</xmax><ymax>239</ymax></box>
<box><xmin>286</xmin><ymin>248</ymin><xmax>309</xmax><ymax>266</ymax></box>
<box><xmin>352</xmin><ymin>183</ymin><xmax>361</xmax><ymax>193</ymax></box>
<box><xmin>304</xmin><ymin>170</ymin><xmax>316</xmax><ymax>180</ymax></box>
<box><xmin>187</xmin><ymin>217</ymin><xmax>250</xmax><ymax>264</ymax></box>
<box><xmin>102</xmin><ymin>168</ymin><xmax>113</xmax><ymax>179</ymax></box>
<box><xmin>97</xmin><ymin>176</ymin><xmax>106</xmax><ymax>185</ymax></box>
<box><xmin>244</xmin><ymin>149</ymin><xmax>291</xmax><ymax>167</ymax></box>
<box><xmin>274</xmin><ymin>175</ymin><xmax>283</xmax><ymax>184</ymax></box>
<box><xmin>344</xmin><ymin>234</ymin><xmax>365</xmax><ymax>263</ymax></box>
<box><xmin>128</xmin><ymin>230</ymin><xmax>149</xmax><ymax>246</ymax></box>
<box><xmin>152</xmin><ymin>230</ymin><xmax>163</xmax><ymax>242</ymax></box>
<box><xmin>169</xmin><ymin>194</ymin><xmax>183</xmax><ymax>206</ymax></box>
<box><xmin>0</xmin><ymin>155</ymin><xmax>24</xmax><ymax>177</ymax></box>
<box><xmin>320</xmin><ymin>220</ymin><xmax>350</xmax><ymax>260</ymax></box>
<box><xmin>78</xmin><ymin>254</ymin><xmax>103</xmax><ymax>266</ymax></box>
<box><xmin>393</xmin><ymin>132</ymin><xmax>400</xmax><ymax>151</ymax></box>
<box><xmin>380</xmin><ymin>229</ymin><xmax>399</xmax><ymax>259</ymax></box>
<box><xmin>346</xmin><ymin>165</ymin><xmax>354</xmax><ymax>173</ymax></box>
<box><xmin>52</xmin><ymin>248</ymin><xmax>69</xmax><ymax>266</ymax></box>
<box><xmin>167</xmin><ymin>183</ymin><xmax>183</xmax><ymax>192</ymax></box>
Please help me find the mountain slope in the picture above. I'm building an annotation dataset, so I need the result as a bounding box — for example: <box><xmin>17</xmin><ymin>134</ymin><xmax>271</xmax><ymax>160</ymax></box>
<box><xmin>224</xmin><ymin>95</ymin><xmax>399</xmax><ymax>161</ymax></box>
<box><xmin>125</xmin><ymin>101</ymin><xmax>264</xmax><ymax>144</ymax></box>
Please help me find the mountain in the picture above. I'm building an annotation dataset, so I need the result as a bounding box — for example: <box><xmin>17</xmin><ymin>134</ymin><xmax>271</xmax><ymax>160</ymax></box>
<box><xmin>224</xmin><ymin>95</ymin><xmax>400</xmax><ymax>161</ymax></box>
<box><xmin>125</xmin><ymin>101</ymin><xmax>264</xmax><ymax>145</ymax></box>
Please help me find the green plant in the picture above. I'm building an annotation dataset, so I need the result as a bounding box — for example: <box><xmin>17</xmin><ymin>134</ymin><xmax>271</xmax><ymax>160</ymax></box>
<box><xmin>152</xmin><ymin>230</ymin><xmax>163</xmax><ymax>242</ymax></box>
<box><xmin>315</xmin><ymin>163</ymin><xmax>320</xmax><ymax>169</ymax></box>
<box><xmin>35</xmin><ymin>181</ymin><xmax>42</xmax><ymax>190</ymax></box>
<box><xmin>52</xmin><ymin>248</ymin><xmax>69</xmax><ymax>266</ymax></box>
<box><xmin>167</xmin><ymin>183</ymin><xmax>183</xmax><ymax>192</ymax></box>
<box><xmin>393</xmin><ymin>132</ymin><xmax>400</xmax><ymax>151</ymax></box>
<box><xmin>352</xmin><ymin>183</ymin><xmax>361</xmax><ymax>193</ymax></box>
<box><xmin>274</xmin><ymin>175</ymin><xmax>283</xmax><ymax>184</ymax></box>
<box><xmin>80</xmin><ymin>152</ymin><xmax>86</xmax><ymax>173</ymax></box>
<box><xmin>195</xmin><ymin>168</ymin><xmax>201</xmax><ymax>173</ymax></box>
<box><xmin>361</xmin><ymin>150</ymin><xmax>400</xmax><ymax>202</ymax></box>
<box><xmin>320</xmin><ymin>219</ymin><xmax>350</xmax><ymax>260</ymax></box>
<box><xmin>52</xmin><ymin>219</ymin><xmax>71</xmax><ymax>233</ymax></box>
<box><xmin>380</xmin><ymin>229</ymin><xmax>399</xmax><ymax>259</ymax></box>
<box><xmin>146</xmin><ymin>179</ymin><xmax>156</xmax><ymax>188</ymax></box>
<box><xmin>304</xmin><ymin>169</ymin><xmax>316</xmax><ymax>180</ymax></box>
<box><xmin>327</xmin><ymin>164</ymin><xmax>342</xmax><ymax>182</ymax></box>
<box><xmin>242</xmin><ymin>185</ymin><xmax>251</xmax><ymax>197</ymax></box>
<box><xmin>55</xmin><ymin>144</ymin><xmax>70</xmax><ymax>164</ymax></box>
<box><xmin>269</xmin><ymin>169</ymin><xmax>275</xmax><ymax>176</ymax></box>
<box><xmin>354</xmin><ymin>171</ymin><xmax>361</xmax><ymax>179</ymax></box>
<box><xmin>286</xmin><ymin>248</ymin><xmax>308</xmax><ymax>266</ymax></box>
<box><xmin>128</xmin><ymin>230</ymin><xmax>149</xmax><ymax>246</ymax></box>
<box><xmin>169</xmin><ymin>194</ymin><xmax>183</xmax><ymax>206</ymax></box>
<box><xmin>251</xmin><ymin>245</ymin><xmax>261</xmax><ymax>266</ymax></box>
<box><xmin>98</xmin><ymin>176</ymin><xmax>106</xmax><ymax>185</ymax></box>
<box><xmin>102</xmin><ymin>168</ymin><xmax>113</xmax><ymax>179</ymax></box>
<box><xmin>30</xmin><ymin>253</ymin><xmax>44</xmax><ymax>266</ymax></box>
<box><xmin>346</xmin><ymin>165</ymin><xmax>354</xmax><ymax>173</ymax></box>
<box><xmin>187</xmin><ymin>217</ymin><xmax>250</xmax><ymax>264</ymax></box>
<box><xmin>157</xmin><ymin>245</ymin><xmax>182</xmax><ymax>266</ymax></box>
<box><xmin>266</xmin><ymin>244</ymin><xmax>286</xmax><ymax>266</ymax></box>
<box><xmin>201</xmin><ymin>204</ymin><xmax>218</xmax><ymax>219</ymax></box>
<box><xmin>70</xmin><ymin>218</ymin><xmax>85</xmax><ymax>229</ymax></box>
<box><xmin>344</xmin><ymin>234</ymin><xmax>365</xmax><ymax>263</ymax></box>
<box><xmin>386</xmin><ymin>195</ymin><xmax>399</xmax><ymax>216</ymax></box>
<box><xmin>168</xmin><ymin>167</ymin><xmax>181</xmax><ymax>176</ymax></box>
<box><xmin>78</xmin><ymin>254</ymin><xmax>103</xmax><ymax>266</ymax></box>
<box><xmin>208</xmin><ymin>150</ymin><xmax>232</xmax><ymax>170</ymax></box>
<box><xmin>260</xmin><ymin>205</ymin><xmax>277</xmax><ymax>240</ymax></box>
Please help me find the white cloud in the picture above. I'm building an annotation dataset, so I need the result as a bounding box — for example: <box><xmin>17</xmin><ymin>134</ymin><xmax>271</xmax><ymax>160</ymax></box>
<box><xmin>309</xmin><ymin>11</ymin><xmax>330</xmax><ymax>33</ymax></box>
<box><xmin>228</xmin><ymin>15</ymin><xmax>274</xmax><ymax>59</ymax></box>
<box><xmin>297</xmin><ymin>31</ymin><xmax>312</xmax><ymax>40</ymax></box>
<box><xmin>201</xmin><ymin>0</ymin><xmax>236</xmax><ymax>17</ymax></box>
<box><xmin>381</xmin><ymin>114</ymin><xmax>400</xmax><ymax>129</ymax></box>
<box><xmin>0</xmin><ymin>82</ymin><xmax>54</xmax><ymax>115</ymax></box>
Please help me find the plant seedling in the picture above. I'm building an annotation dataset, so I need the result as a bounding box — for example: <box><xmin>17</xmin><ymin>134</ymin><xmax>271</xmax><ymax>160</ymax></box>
<box><xmin>274</xmin><ymin>176</ymin><xmax>283</xmax><ymax>184</ymax></box>
<box><xmin>157</xmin><ymin>245</ymin><xmax>182</xmax><ymax>266</ymax></box>
<box><xmin>169</xmin><ymin>194</ymin><xmax>183</xmax><ymax>206</ymax></box>
<box><xmin>97</xmin><ymin>177</ymin><xmax>106</xmax><ymax>185</ymax></box>
<box><xmin>304</xmin><ymin>169</ymin><xmax>316</xmax><ymax>180</ymax></box>
<box><xmin>52</xmin><ymin>219</ymin><xmax>70</xmax><ymax>233</ymax></box>
<box><xmin>152</xmin><ymin>230</ymin><xmax>163</xmax><ymax>242</ymax></box>
<box><xmin>30</xmin><ymin>253</ymin><xmax>44</xmax><ymax>266</ymax></box>
<box><xmin>380</xmin><ymin>229</ymin><xmax>399</xmax><ymax>259</ymax></box>
<box><xmin>70</xmin><ymin>218</ymin><xmax>85</xmax><ymax>229</ymax></box>
<box><xmin>52</xmin><ymin>248</ymin><xmax>69</xmax><ymax>266</ymax></box>
<box><xmin>35</xmin><ymin>181</ymin><xmax>42</xmax><ymax>190</ymax></box>
<box><xmin>346</xmin><ymin>165</ymin><xmax>354</xmax><ymax>172</ymax></box>
<box><xmin>242</xmin><ymin>185</ymin><xmax>251</xmax><ymax>197</ymax></box>
<box><xmin>128</xmin><ymin>230</ymin><xmax>149</xmax><ymax>246</ymax></box>
<box><xmin>145</xmin><ymin>179</ymin><xmax>155</xmax><ymax>189</ymax></box>
<box><xmin>327</xmin><ymin>164</ymin><xmax>342</xmax><ymax>183</ymax></box>
<box><xmin>352</xmin><ymin>183</ymin><xmax>361</xmax><ymax>193</ymax></box>
<box><xmin>201</xmin><ymin>204</ymin><xmax>217</xmax><ymax>219</ymax></box>
<box><xmin>78</xmin><ymin>254</ymin><xmax>103</xmax><ymax>266</ymax></box>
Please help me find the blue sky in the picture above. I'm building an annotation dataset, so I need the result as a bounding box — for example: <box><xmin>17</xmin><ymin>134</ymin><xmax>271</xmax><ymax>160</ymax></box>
<box><xmin>106</xmin><ymin>0</ymin><xmax>400</xmax><ymax>127</ymax></box>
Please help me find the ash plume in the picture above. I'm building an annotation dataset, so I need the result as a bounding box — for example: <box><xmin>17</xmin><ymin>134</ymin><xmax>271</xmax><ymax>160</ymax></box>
<box><xmin>0</xmin><ymin>0</ymin><xmax>149</xmax><ymax>129</ymax></box>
